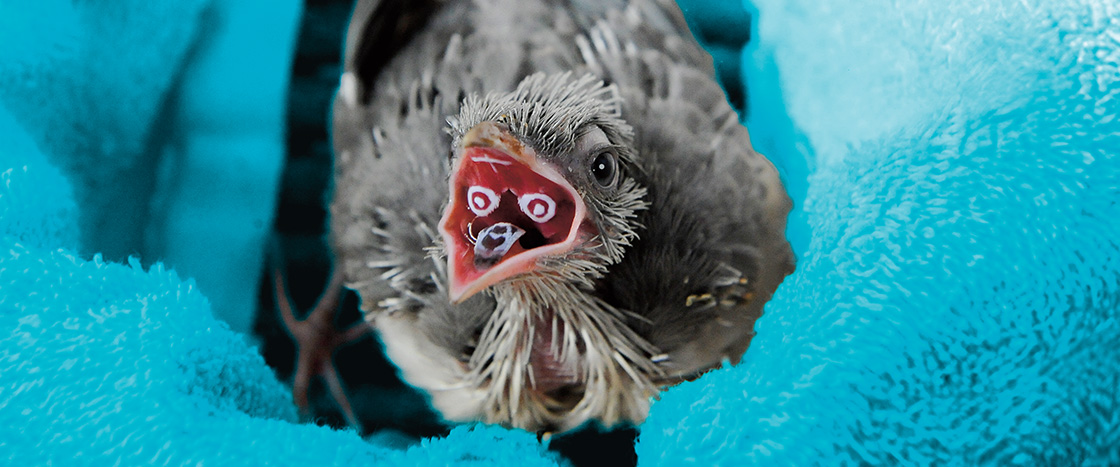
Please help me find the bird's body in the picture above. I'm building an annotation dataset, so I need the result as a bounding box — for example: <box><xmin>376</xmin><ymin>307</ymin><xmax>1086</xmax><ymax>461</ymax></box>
<box><xmin>329</xmin><ymin>0</ymin><xmax>794</xmax><ymax>432</ymax></box>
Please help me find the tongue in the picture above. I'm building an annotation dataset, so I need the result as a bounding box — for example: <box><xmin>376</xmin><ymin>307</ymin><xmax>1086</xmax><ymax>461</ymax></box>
<box><xmin>473</xmin><ymin>222</ymin><xmax>526</xmax><ymax>269</ymax></box>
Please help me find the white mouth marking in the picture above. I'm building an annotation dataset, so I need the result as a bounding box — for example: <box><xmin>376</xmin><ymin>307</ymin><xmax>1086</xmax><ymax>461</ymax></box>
<box><xmin>467</xmin><ymin>186</ymin><xmax>500</xmax><ymax>217</ymax></box>
<box><xmin>471</xmin><ymin>155</ymin><xmax>512</xmax><ymax>173</ymax></box>
<box><xmin>518</xmin><ymin>193</ymin><xmax>556</xmax><ymax>223</ymax></box>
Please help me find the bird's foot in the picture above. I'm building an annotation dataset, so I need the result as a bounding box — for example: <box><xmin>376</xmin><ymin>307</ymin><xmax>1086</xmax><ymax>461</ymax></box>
<box><xmin>272</xmin><ymin>265</ymin><xmax>372</xmax><ymax>431</ymax></box>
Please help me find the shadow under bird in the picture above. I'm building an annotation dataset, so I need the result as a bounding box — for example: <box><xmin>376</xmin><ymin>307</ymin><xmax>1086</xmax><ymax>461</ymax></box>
<box><xmin>285</xmin><ymin>0</ymin><xmax>795</xmax><ymax>434</ymax></box>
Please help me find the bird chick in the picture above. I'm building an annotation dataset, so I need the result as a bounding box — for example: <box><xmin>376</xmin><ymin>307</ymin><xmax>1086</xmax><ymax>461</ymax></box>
<box><xmin>327</xmin><ymin>0</ymin><xmax>795</xmax><ymax>433</ymax></box>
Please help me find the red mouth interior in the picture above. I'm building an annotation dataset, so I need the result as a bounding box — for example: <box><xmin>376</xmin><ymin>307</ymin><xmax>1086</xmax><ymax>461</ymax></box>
<box><xmin>445</xmin><ymin>147</ymin><xmax>577</xmax><ymax>288</ymax></box>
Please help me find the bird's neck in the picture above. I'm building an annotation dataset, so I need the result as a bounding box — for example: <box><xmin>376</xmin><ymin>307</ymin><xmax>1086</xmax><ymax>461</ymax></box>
<box><xmin>491</xmin><ymin>275</ymin><xmax>591</xmax><ymax>314</ymax></box>
<box><xmin>467</xmin><ymin>277</ymin><xmax>661</xmax><ymax>431</ymax></box>
<box><xmin>486</xmin><ymin>277</ymin><xmax>593</xmax><ymax>386</ymax></box>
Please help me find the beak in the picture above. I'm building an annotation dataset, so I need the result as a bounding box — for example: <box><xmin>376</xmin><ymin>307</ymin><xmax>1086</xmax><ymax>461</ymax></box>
<box><xmin>438</xmin><ymin>122</ymin><xmax>588</xmax><ymax>302</ymax></box>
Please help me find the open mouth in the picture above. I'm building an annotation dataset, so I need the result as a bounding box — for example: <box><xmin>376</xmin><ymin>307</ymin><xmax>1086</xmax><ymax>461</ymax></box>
<box><xmin>439</xmin><ymin>122</ymin><xmax>588</xmax><ymax>302</ymax></box>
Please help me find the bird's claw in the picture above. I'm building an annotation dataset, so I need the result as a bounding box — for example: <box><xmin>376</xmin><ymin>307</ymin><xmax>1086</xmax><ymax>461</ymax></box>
<box><xmin>273</xmin><ymin>265</ymin><xmax>372</xmax><ymax>432</ymax></box>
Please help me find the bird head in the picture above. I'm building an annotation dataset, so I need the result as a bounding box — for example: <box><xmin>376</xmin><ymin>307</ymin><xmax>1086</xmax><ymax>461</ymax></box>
<box><xmin>439</xmin><ymin>73</ymin><xmax>647</xmax><ymax>302</ymax></box>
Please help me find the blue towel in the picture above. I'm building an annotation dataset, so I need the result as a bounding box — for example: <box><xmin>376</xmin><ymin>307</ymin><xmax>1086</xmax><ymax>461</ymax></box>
<box><xmin>2</xmin><ymin>0</ymin><xmax>1118</xmax><ymax>464</ymax></box>
<box><xmin>0</xmin><ymin>105</ymin><xmax>562</xmax><ymax>466</ymax></box>
<box><xmin>639</xmin><ymin>0</ymin><xmax>1120</xmax><ymax>464</ymax></box>
<box><xmin>0</xmin><ymin>0</ymin><xmax>299</xmax><ymax>334</ymax></box>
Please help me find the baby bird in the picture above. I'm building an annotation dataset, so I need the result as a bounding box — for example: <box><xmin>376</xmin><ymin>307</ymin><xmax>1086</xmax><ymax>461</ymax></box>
<box><xmin>321</xmin><ymin>0</ymin><xmax>794</xmax><ymax>433</ymax></box>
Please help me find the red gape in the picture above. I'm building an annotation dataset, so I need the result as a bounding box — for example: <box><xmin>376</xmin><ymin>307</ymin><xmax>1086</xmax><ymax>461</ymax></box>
<box><xmin>444</xmin><ymin>147</ymin><xmax>577</xmax><ymax>289</ymax></box>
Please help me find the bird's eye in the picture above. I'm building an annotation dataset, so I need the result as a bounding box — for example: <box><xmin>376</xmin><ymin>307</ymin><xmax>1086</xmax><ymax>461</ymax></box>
<box><xmin>590</xmin><ymin>151</ymin><xmax>618</xmax><ymax>188</ymax></box>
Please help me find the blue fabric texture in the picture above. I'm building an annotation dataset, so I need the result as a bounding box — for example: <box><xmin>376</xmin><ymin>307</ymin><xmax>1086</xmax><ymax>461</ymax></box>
<box><xmin>0</xmin><ymin>0</ymin><xmax>298</xmax><ymax>334</ymax></box>
<box><xmin>0</xmin><ymin>105</ymin><xmax>79</xmax><ymax>252</ymax></box>
<box><xmin>638</xmin><ymin>0</ymin><xmax>1120</xmax><ymax>464</ymax></box>
<box><xmin>0</xmin><ymin>105</ymin><xmax>561</xmax><ymax>466</ymax></box>
<box><xmin>0</xmin><ymin>0</ymin><xmax>210</xmax><ymax>257</ymax></box>
<box><xmin>2</xmin><ymin>0</ymin><xmax>1118</xmax><ymax>464</ymax></box>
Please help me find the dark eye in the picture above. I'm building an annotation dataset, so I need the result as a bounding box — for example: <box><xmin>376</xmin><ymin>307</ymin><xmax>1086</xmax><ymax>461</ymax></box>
<box><xmin>590</xmin><ymin>151</ymin><xmax>618</xmax><ymax>188</ymax></box>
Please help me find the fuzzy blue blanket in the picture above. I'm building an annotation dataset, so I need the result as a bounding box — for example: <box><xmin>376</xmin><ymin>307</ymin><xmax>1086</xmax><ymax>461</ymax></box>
<box><xmin>2</xmin><ymin>0</ymin><xmax>1118</xmax><ymax>464</ymax></box>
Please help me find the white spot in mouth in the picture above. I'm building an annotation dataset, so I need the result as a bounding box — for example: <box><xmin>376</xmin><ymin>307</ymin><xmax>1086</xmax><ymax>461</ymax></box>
<box><xmin>518</xmin><ymin>193</ymin><xmax>556</xmax><ymax>223</ymax></box>
<box><xmin>467</xmin><ymin>186</ymin><xmax>500</xmax><ymax>217</ymax></box>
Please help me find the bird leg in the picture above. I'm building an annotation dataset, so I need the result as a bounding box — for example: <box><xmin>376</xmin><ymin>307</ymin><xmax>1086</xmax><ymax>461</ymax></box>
<box><xmin>272</xmin><ymin>264</ymin><xmax>372</xmax><ymax>431</ymax></box>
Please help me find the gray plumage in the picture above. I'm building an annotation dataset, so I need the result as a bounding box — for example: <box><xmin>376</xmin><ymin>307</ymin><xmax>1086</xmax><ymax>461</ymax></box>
<box><xmin>329</xmin><ymin>0</ymin><xmax>794</xmax><ymax>432</ymax></box>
